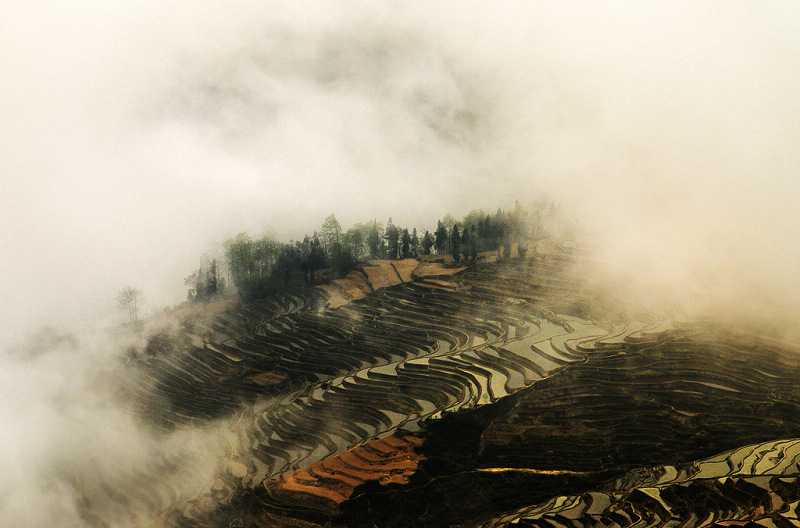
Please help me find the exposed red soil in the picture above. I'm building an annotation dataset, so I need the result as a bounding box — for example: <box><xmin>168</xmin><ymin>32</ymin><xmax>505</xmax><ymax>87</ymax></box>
<box><xmin>266</xmin><ymin>433</ymin><xmax>424</xmax><ymax>511</ymax></box>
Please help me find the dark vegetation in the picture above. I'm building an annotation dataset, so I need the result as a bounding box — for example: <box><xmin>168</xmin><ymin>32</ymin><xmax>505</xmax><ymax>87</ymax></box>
<box><xmin>184</xmin><ymin>202</ymin><xmax>558</xmax><ymax>303</ymax></box>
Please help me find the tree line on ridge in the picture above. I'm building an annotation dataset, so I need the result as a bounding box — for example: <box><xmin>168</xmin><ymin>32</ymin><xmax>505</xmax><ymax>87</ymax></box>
<box><xmin>185</xmin><ymin>202</ymin><xmax>558</xmax><ymax>303</ymax></box>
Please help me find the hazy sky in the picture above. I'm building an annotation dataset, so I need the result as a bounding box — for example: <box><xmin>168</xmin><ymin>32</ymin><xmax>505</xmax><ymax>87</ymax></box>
<box><xmin>2</xmin><ymin>1</ymin><xmax>800</xmax><ymax>345</ymax></box>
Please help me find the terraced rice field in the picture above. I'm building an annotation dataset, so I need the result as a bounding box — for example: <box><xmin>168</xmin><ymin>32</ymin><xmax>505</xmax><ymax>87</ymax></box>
<box><xmin>107</xmin><ymin>240</ymin><xmax>800</xmax><ymax>528</ymax></box>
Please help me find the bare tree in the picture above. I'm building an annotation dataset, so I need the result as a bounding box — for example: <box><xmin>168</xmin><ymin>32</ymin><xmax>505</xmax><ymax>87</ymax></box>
<box><xmin>117</xmin><ymin>286</ymin><xmax>143</xmax><ymax>323</ymax></box>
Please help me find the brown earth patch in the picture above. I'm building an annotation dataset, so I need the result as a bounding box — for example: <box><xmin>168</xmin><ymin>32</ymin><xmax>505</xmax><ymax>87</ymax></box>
<box><xmin>332</xmin><ymin>276</ymin><xmax>368</xmax><ymax>302</ymax></box>
<box><xmin>314</xmin><ymin>245</ymin><xmax>540</xmax><ymax>309</ymax></box>
<box><xmin>315</xmin><ymin>283</ymin><xmax>353</xmax><ymax>309</ymax></box>
<box><xmin>247</xmin><ymin>371</ymin><xmax>288</xmax><ymax>386</ymax></box>
<box><xmin>390</xmin><ymin>258</ymin><xmax>419</xmax><ymax>283</ymax></box>
<box><xmin>412</xmin><ymin>261</ymin><xmax>465</xmax><ymax>279</ymax></box>
<box><xmin>266</xmin><ymin>433</ymin><xmax>424</xmax><ymax>512</ymax></box>
<box><xmin>343</xmin><ymin>269</ymin><xmax>373</xmax><ymax>295</ymax></box>
<box><xmin>363</xmin><ymin>260</ymin><xmax>404</xmax><ymax>289</ymax></box>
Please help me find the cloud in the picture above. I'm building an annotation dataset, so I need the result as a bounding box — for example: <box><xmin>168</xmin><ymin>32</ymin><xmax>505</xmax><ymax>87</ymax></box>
<box><xmin>1</xmin><ymin>0</ymin><xmax>798</xmax><ymax>336</ymax></box>
<box><xmin>1</xmin><ymin>3</ymin><xmax>800</xmax><ymax>525</ymax></box>
<box><xmin>0</xmin><ymin>330</ymin><xmax>227</xmax><ymax>527</ymax></box>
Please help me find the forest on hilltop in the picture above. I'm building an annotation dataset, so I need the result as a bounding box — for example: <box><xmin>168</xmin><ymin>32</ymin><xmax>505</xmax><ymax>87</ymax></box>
<box><xmin>184</xmin><ymin>202</ymin><xmax>560</xmax><ymax>303</ymax></box>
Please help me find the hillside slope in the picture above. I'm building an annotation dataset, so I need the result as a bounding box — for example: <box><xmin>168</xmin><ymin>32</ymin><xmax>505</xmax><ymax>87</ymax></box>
<box><xmin>94</xmin><ymin>240</ymin><xmax>800</xmax><ymax>528</ymax></box>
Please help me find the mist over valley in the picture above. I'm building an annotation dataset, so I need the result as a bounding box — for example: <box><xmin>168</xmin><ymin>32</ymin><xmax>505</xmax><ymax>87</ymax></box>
<box><xmin>2</xmin><ymin>2</ymin><xmax>800</xmax><ymax>527</ymax></box>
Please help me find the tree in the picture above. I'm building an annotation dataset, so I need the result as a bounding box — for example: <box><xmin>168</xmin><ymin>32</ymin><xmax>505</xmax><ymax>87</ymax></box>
<box><xmin>321</xmin><ymin>214</ymin><xmax>343</xmax><ymax>265</ymax></box>
<box><xmin>469</xmin><ymin>226</ymin><xmax>478</xmax><ymax>261</ymax></box>
<box><xmin>206</xmin><ymin>259</ymin><xmax>219</xmax><ymax>297</ymax></box>
<box><xmin>252</xmin><ymin>237</ymin><xmax>280</xmax><ymax>279</ymax></box>
<box><xmin>509</xmin><ymin>200</ymin><xmax>529</xmax><ymax>241</ymax></box>
<box><xmin>480</xmin><ymin>214</ymin><xmax>492</xmax><ymax>250</ymax></box>
<box><xmin>367</xmin><ymin>221</ymin><xmax>382</xmax><ymax>259</ymax></box>
<box><xmin>226</xmin><ymin>233</ymin><xmax>254</xmax><ymax>289</ymax></box>
<box><xmin>434</xmin><ymin>221</ymin><xmax>448</xmax><ymax>254</ymax></box>
<box><xmin>344</xmin><ymin>228</ymin><xmax>363</xmax><ymax>262</ymax></box>
<box><xmin>451</xmin><ymin>225</ymin><xmax>461</xmax><ymax>265</ymax></box>
<box><xmin>117</xmin><ymin>286</ymin><xmax>143</xmax><ymax>324</ymax></box>
<box><xmin>441</xmin><ymin>213</ymin><xmax>457</xmax><ymax>231</ymax></box>
<box><xmin>307</xmin><ymin>233</ymin><xmax>326</xmax><ymax>280</ymax></box>
<box><xmin>345</xmin><ymin>223</ymin><xmax>372</xmax><ymax>262</ymax></box>
<box><xmin>462</xmin><ymin>209</ymin><xmax>486</xmax><ymax>231</ymax></box>
<box><xmin>385</xmin><ymin>217</ymin><xmax>399</xmax><ymax>260</ymax></box>
<box><xmin>421</xmin><ymin>230</ymin><xmax>434</xmax><ymax>255</ymax></box>
<box><xmin>184</xmin><ymin>269</ymin><xmax>201</xmax><ymax>300</ymax></box>
<box><xmin>401</xmin><ymin>228</ymin><xmax>412</xmax><ymax>258</ymax></box>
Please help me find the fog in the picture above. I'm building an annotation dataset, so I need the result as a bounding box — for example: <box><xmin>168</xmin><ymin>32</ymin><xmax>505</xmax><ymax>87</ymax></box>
<box><xmin>1</xmin><ymin>1</ymin><xmax>799</xmax><ymax>525</ymax></box>
<box><xmin>2</xmin><ymin>1</ymin><xmax>799</xmax><ymax>341</ymax></box>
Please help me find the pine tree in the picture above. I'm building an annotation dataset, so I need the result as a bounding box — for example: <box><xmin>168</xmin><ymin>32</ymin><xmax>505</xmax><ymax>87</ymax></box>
<box><xmin>401</xmin><ymin>228</ymin><xmax>412</xmax><ymax>258</ymax></box>
<box><xmin>367</xmin><ymin>222</ymin><xmax>381</xmax><ymax>259</ymax></box>
<box><xmin>451</xmin><ymin>225</ymin><xmax>461</xmax><ymax>265</ymax></box>
<box><xmin>469</xmin><ymin>226</ymin><xmax>478</xmax><ymax>261</ymax></box>
<box><xmin>385</xmin><ymin>218</ymin><xmax>399</xmax><ymax>259</ymax></box>
<box><xmin>460</xmin><ymin>227</ymin><xmax>470</xmax><ymax>263</ymax></box>
<box><xmin>434</xmin><ymin>220</ymin><xmax>448</xmax><ymax>254</ymax></box>
<box><xmin>307</xmin><ymin>233</ymin><xmax>325</xmax><ymax>282</ymax></box>
<box><xmin>206</xmin><ymin>259</ymin><xmax>218</xmax><ymax>296</ymax></box>
<box><xmin>421</xmin><ymin>230</ymin><xmax>434</xmax><ymax>255</ymax></box>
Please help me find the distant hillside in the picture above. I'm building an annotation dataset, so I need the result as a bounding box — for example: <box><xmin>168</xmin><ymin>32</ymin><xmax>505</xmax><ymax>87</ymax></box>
<box><xmin>74</xmin><ymin>239</ymin><xmax>800</xmax><ymax>528</ymax></box>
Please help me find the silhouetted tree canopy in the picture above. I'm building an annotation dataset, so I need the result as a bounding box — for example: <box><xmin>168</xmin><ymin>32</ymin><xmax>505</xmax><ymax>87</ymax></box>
<box><xmin>385</xmin><ymin>218</ymin><xmax>399</xmax><ymax>260</ymax></box>
<box><xmin>422</xmin><ymin>230</ymin><xmax>434</xmax><ymax>255</ymax></box>
<box><xmin>401</xmin><ymin>228</ymin><xmax>412</xmax><ymax>258</ymax></box>
<box><xmin>451</xmin><ymin>225</ymin><xmax>461</xmax><ymax>265</ymax></box>
<box><xmin>367</xmin><ymin>222</ymin><xmax>382</xmax><ymax>259</ymax></box>
<box><xmin>434</xmin><ymin>221</ymin><xmax>448</xmax><ymax>254</ymax></box>
<box><xmin>185</xmin><ymin>201</ymin><xmax>556</xmax><ymax>303</ymax></box>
